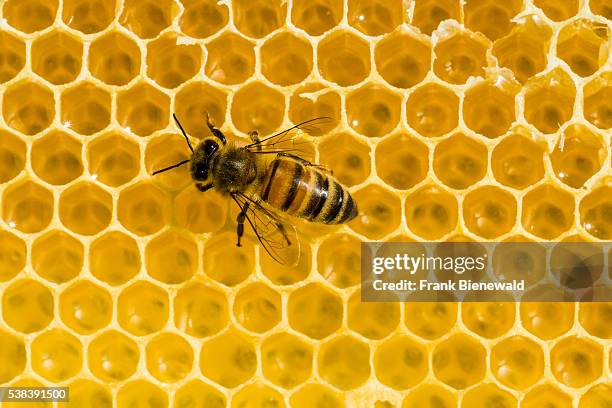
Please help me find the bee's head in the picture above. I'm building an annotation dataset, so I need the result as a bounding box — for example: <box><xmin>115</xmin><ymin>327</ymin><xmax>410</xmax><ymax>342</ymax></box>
<box><xmin>190</xmin><ymin>139</ymin><xmax>219</xmax><ymax>181</ymax></box>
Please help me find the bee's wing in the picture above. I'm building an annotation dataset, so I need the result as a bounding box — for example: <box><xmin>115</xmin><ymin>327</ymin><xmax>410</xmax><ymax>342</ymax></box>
<box><xmin>233</xmin><ymin>193</ymin><xmax>301</xmax><ymax>267</ymax></box>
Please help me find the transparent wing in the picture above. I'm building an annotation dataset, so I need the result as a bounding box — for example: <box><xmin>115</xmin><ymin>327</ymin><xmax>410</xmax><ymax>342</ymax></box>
<box><xmin>232</xmin><ymin>193</ymin><xmax>301</xmax><ymax>266</ymax></box>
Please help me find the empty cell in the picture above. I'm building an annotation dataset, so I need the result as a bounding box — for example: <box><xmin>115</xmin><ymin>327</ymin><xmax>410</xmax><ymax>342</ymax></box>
<box><xmin>522</xmin><ymin>184</ymin><xmax>575</xmax><ymax>239</ymax></box>
<box><xmin>174</xmin><ymin>188</ymin><xmax>228</xmax><ymax>233</ymax></box>
<box><xmin>317</xmin><ymin>233</ymin><xmax>361</xmax><ymax>288</ymax></box>
<box><xmin>147</xmin><ymin>33</ymin><xmax>202</xmax><ymax>89</ymax></box>
<box><xmin>319</xmin><ymin>132</ymin><xmax>370</xmax><ymax>187</ymax></box>
<box><xmin>432</xmin><ymin>333</ymin><xmax>486</xmax><ymax>389</ymax></box>
<box><xmin>199</xmin><ymin>329</ymin><xmax>257</xmax><ymax>388</ymax></box>
<box><xmin>2</xmin><ymin>80</ymin><xmax>55</xmax><ymax>136</ymax></box>
<box><xmin>557</xmin><ymin>20</ymin><xmax>609</xmax><ymax>78</ymax></box>
<box><xmin>66</xmin><ymin>380</ymin><xmax>112</xmax><ymax>408</ymax></box>
<box><xmin>116</xmin><ymin>83</ymin><xmax>170</xmax><ymax>136</ymax></box>
<box><xmin>90</xmin><ymin>231</ymin><xmax>140</xmax><ymax>286</ymax></box>
<box><xmin>59</xmin><ymin>182</ymin><xmax>112</xmax><ymax>235</ymax></box>
<box><xmin>374</xmin><ymin>335</ymin><xmax>428</xmax><ymax>390</ymax></box>
<box><xmin>174</xmin><ymin>380</ymin><xmax>227</xmax><ymax>408</ymax></box>
<box><xmin>117</xmin><ymin>181</ymin><xmax>170</xmax><ymax>236</ymax></box>
<box><xmin>405</xmin><ymin>184</ymin><xmax>458</xmax><ymax>239</ymax></box>
<box><xmin>31</xmin><ymin>131</ymin><xmax>83</xmax><ymax>185</ymax></box>
<box><xmin>346</xmin><ymin>83</ymin><xmax>401</xmax><ymax>137</ymax></box>
<box><xmin>31</xmin><ymin>329</ymin><xmax>82</xmax><ymax>382</ymax></box>
<box><xmin>232</xmin><ymin>0</ymin><xmax>286</xmax><ymax>39</ymax></box>
<box><xmin>32</xmin><ymin>229</ymin><xmax>83</xmax><ymax>283</ymax></box>
<box><xmin>0</xmin><ymin>130</ymin><xmax>26</xmax><ymax>184</ymax></box>
<box><xmin>205</xmin><ymin>32</ymin><xmax>255</xmax><ymax>85</ymax></box>
<box><xmin>522</xmin><ymin>384</ymin><xmax>572</xmax><ymax>408</ymax></box>
<box><xmin>62</xmin><ymin>0</ymin><xmax>116</xmax><ymax>34</ymax></box>
<box><xmin>119</xmin><ymin>0</ymin><xmax>175</xmax><ymax>39</ymax></box>
<box><xmin>32</xmin><ymin>30</ymin><xmax>83</xmax><ymax>85</ymax></box>
<box><xmin>584</xmin><ymin>72</ymin><xmax>612</xmax><ymax>130</ymax></box>
<box><xmin>461</xmin><ymin>383</ymin><xmax>517</xmax><ymax>408</ymax></box>
<box><xmin>174</xmin><ymin>282</ymin><xmax>229</xmax><ymax>337</ymax></box>
<box><xmin>231</xmin><ymin>82</ymin><xmax>285</xmax><ymax>136</ymax></box>
<box><xmin>317</xmin><ymin>31</ymin><xmax>371</xmax><ymax>87</ymax></box>
<box><xmin>520</xmin><ymin>301</ymin><xmax>574</xmax><ymax>340</ymax></box>
<box><xmin>0</xmin><ymin>230</ymin><xmax>26</xmax><ymax>282</ymax></box>
<box><xmin>291</xmin><ymin>0</ymin><xmax>343</xmax><ymax>36</ymax></box>
<box><xmin>145</xmin><ymin>229</ymin><xmax>197</xmax><ymax>284</ymax></box>
<box><xmin>179</xmin><ymin>0</ymin><xmax>228</xmax><ymax>38</ymax></box>
<box><xmin>433</xmin><ymin>133</ymin><xmax>487</xmax><ymax>189</ymax></box>
<box><xmin>203</xmin><ymin>232</ymin><xmax>255</xmax><ymax>286</ymax></box>
<box><xmin>464</xmin><ymin>0</ymin><xmax>522</xmax><ymax>41</ymax></box>
<box><xmin>407</xmin><ymin>83</ymin><xmax>459</xmax><ymax>137</ymax></box>
<box><xmin>402</xmin><ymin>384</ymin><xmax>457</xmax><ymax>408</ymax></box>
<box><xmin>260</xmin><ymin>236</ymin><xmax>311</xmax><ymax>285</ymax></box>
<box><xmin>376</xmin><ymin>133</ymin><xmax>428</xmax><ymax>190</ymax></box>
<box><xmin>463</xmin><ymin>186</ymin><xmax>517</xmax><ymax>239</ymax></box>
<box><xmin>287</xmin><ymin>283</ymin><xmax>342</xmax><ymax>339</ymax></box>
<box><xmin>463</xmin><ymin>76</ymin><xmax>518</xmax><ymax>138</ymax></box>
<box><xmin>462</xmin><ymin>302</ymin><xmax>516</xmax><ymax>338</ymax></box>
<box><xmin>87</xmin><ymin>132</ymin><xmax>140</xmax><ymax>187</ymax></box>
<box><xmin>174</xmin><ymin>82</ymin><xmax>227</xmax><ymax>139</ymax></box>
<box><xmin>233</xmin><ymin>282</ymin><xmax>281</xmax><ymax>333</ymax></box>
<box><xmin>261</xmin><ymin>32</ymin><xmax>313</xmax><ymax>86</ymax></box>
<box><xmin>61</xmin><ymin>82</ymin><xmax>111</xmax><ymax>135</ymax></box>
<box><xmin>0</xmin><ymin>31</ymin><xmax>25</xmax><ymax>83</ymax></box>
<box><xmin>146</xmin><ymin>134</ymin><xmax>192</xmax><ymax>191</ymax></box>
<box><xmin>491</xmin><ymin>129</ymin><xmax>546</xmax><ymax>189</ymax></box>
<box><xmin>375</xmin><ymin>31</ymin><xmax>431</xmax><ymax>89</ymax></box>
<box><xmin>2</xmin><ymin>180</ymin><xmax>54</xmax><ymax>234</ymax></box>
<box><xmin>347</xmin><ymin>0</ymin><xmax>403</xmax><ymax>36</ymax></box>
<box><xmin>580</xmin><ymin>186</ymin><xmax>612</xmax><ymax>239</ymax></box>
<box><xmin>3</xmin><ymin>0</ymin><xmax>58</xmax><ymax>33</ymax></box>
<box><xmin>551</xmin><ymin>336</ymin><xmax>603</xmax><ymax>388</ymax></box>
<box><xmin>145</xmin><ymin>332</ymin><xmax>194</xmax><ymax>383</ymax></box>
<box><xmin>590</xmin><ymin>0</ymin><xmax>612</xmax><ymax>19</ymax></box>
<box><xmin>524</xmin><ymin>68</ymin><xmax>576</xmax><ymax>134</ymax></box>
<box><xmin>412</xmin><ymin>0</ymin><xmax>461</xmax><ymax>35</ymax></box>
<box><xmin>0</xmin><ymin>330</ymin><xmax>26</xmax><ymax>383</ymax></box>
<box><xmin>350</xmin><ymin>184</ymin><xmax>401</xmax><ymax>239</ymax></box>
<box><xmin>117</xmin><ymin>281</ymin><xmax>169</xmax><ymax>336</ymax></box>
<box><xmin>59</xmin><ymin>280</ymin><xmax>112</xmax><ymax>334</ymax></box>
<box><xmin>2</xmin><ymin>279</ymin><xmax>54</xmax><ymax>334</ymax></box>
<box><xmin>318</xmin><ymin>335</ymin><xmax>370</xmax><ymax>391</ymax></box>
<box><xmin>535</xmin><ymin>0</ymin><xmax>578</xmax><ymax>22</ymax></box>
<box><xmin>289</xmin><ymin>84</ymin><xmax>341</xmax><ymax>136</ymax></box>
<box><xmin>232</xmin><ymin>383</ymin><xmax>285</xmax><ymax>407</ymax></box>
<box><xmin>89</xmin><ymin>32</ymin><xmax>141</xmax><ymax>86</ymax></box>
<box><xmin>261</xmin><ymin>332</ymin><xmax>313</xmax><ymax>389</ymax></box>
<box><xmin>404</xmin><ymin>302</ymin><xmax>457</xmax><ymax>340</ymax></box>
<box><xmin>433</xmin><ymin>29</ymin><xmax>488</xmax><ymax>85</ymax></box>
<box><xmin>117</xmin><ymin>380</ymin><xmax>168</xmax><ymax>407</ymax></box>
<box><xmin>347</xmin><ymin>291</ymin><xmax>399</xmax><ymax>339</ymax></box>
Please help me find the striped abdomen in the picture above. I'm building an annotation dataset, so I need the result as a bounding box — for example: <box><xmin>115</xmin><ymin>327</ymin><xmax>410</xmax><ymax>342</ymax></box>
<box><xmin>260</xmin><ymin>157</ymin><xmax>357</xmax><ymax>224</ymax></box>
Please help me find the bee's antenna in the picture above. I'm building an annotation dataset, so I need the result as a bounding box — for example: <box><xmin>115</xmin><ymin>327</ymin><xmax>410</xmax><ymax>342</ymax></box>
<box><xmin>152</xmin><ymin>159</ymin><xmax>190</xmax><ymax>175</ymax></box>
<box><xmin>173</xmin><ymin>114</ymin><xmax>194</xmax><ymax>153</ymax></box>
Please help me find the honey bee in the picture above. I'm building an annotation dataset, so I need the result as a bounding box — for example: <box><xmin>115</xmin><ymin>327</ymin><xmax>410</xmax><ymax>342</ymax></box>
<box><xmin>153</xmin><ymin>113</ymin><xmax>358</xmax><ymax>265</ymax></box>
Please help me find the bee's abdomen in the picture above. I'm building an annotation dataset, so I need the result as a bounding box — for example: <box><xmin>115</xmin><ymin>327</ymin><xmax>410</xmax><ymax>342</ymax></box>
<box><xmin>260</xmin><ymin>158</ymin><xmax>357</xmax><ymax>224</ymax></box>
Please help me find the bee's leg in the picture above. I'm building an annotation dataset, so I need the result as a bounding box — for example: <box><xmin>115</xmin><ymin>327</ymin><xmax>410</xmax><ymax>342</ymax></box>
<box><xmin>196</xmin><ymin>183</ymin><xmax>214</xmax><ymax>192</ymax></box>
<box><xmin>205</xmin><ymin>112</ymin><xmax>227</xmax><ymax>145</ymax></box>
<box><xmin>248</xmin><ymin>130</ymin><xmax>261</xmax><ymax>152</ymax></box>
<box><xmin>235</xmin><ymin>200</ymin><xmax>250</xmax><ymax>247</ymax></box>
<box><xmin>276</xmin><ymin>152</ymin><xmax>333</xmax><ymax>175</ymax></box>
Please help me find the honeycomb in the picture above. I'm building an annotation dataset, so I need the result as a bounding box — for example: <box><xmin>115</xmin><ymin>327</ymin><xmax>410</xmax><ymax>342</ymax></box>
<box><xmin>0</xmin><ymin>0</ymin><xmax>611</xmax><ymax>407</ymax></box>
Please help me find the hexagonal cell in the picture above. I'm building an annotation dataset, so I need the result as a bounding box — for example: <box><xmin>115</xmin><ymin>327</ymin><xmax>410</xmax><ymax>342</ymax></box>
<box><xmin>462</xmin><ymin>302</ymin><xmax>515</xmax><ymax>338</ymax></box>
<box><xmin>522</xmin><ymin>384</ymin><xmax>572</xmax><ymax>408</ymax></box>
<box><xmin>522</xmin><ymin>185</ymin><xmax>575</xmax><ymax>239</ymax></box>
<box><xmin>261</xmin><ymin>332</ymin><xmax>313</xmax><ymax>389</ymax></box>
<box><xmin>59</xmin><ymin>182</ymin><xmax>112</xmax><ymax>235</ymax></box>
<box><xmin>174</xmin><ymin>81</ymin><xmax>227</xmax><ymax>139</ymax></box>
<box><xmin>119</xmin><ymin>0</ymin><xmax>175</xmax><ymax>39</ymax></box>
<box><xmin>405</xmin><ymin>185</ymin><xmax>458</xmax><ymax>239</ymax></box>
<box><xmin>174</xmin><ymin>282</ymin><xmax>229</xmax><ymax>337</ymax></box>
<box><xmin>461</xmin><ymin>383</ymin><xmax>517</xmax><ymax>408</ymax></box>
<box><xmin>490</xmin><ymin>336</ymin><xmax>544</xmax><ymax>390</ymax></box>
<box><xmin>231</xmin><ymin>81</ymin><xmax>285</xmax><ymax>136</ymax></box>
<box><xmin>580</xmin><ymin>186</ymin><xmax>612</xmax><ymax>239</ymax></box>
<box><xmin>174</xmin><ymin>188</ymin><xmax>227</xmax><ymax>234</ymax></box>
<box><xmin>0</xmin><ymin>31</ymin><xmax>26</xmax><ymax>83</ymax></box>
<box><xmin>0</xmin><ymin>130</ymin><xmax>26</xmax><ymax>184</ymax></box>
<box><xmin>412</xmin><ymin>0</ymin><xmax>461</xmax><ymax>35</ymax></box>
<box><xmin>31</xmin><ymin>329</ymin><xmax>82</xmax><ymax>382</ymax></box>
<box><xmin>375</xmin><ymin>133</ymin><xmax>428</xmax><ymax>190</ymax></box>
<box><xmin>534</xmin><ymin>0</ymin><xmax>578</xmax><ymax>21</ymax></box>
<box><xmin>463</xmin><ymin>186</ymin><xmax>517</xmax><ymax>238</ymax></box>
<box><xmin>584</xmin><ymin>72</ymin><xmax>612</xmax><ymax>130</ymax></box>
<box><xmin>146</xmin><ymin>134</ymin><xmax>192</xmax><ymax>192</ymax></box>
<box><xmin>318</xmin><ymin>335</ymin><xmax>370</xmax><ymax>391</ymax></box>
<box><xmin>146</xmin><ymin>332</ymin><xmax>193</xmax><ymax>383</ymax></box>
<box><xmin>347</xmin><ymin>291</ymin><xmax>399</xmax><ymax>339</ymax></box>
<box><xmin>204</xmin><ymin>32</ymin><xmax>255</xmax><ymax>85</ymax></box>
<box><xmin>2</xmin><ymin>180</ymin><xmax>53</xmax><ymax>233</ymax></box>
<box><xmin>291</xmin><ymin>0</ymin><xmax>343</xmax><ymax>36</ymax></box>
<box><xmin>290</xmin><ymin>383</ymin><xmax>345</xmax><ymax>408</ymax></box>
<box><xmin>287</xmin><ymin>282</ymin><xmax>342</xmax><ymax>339</ymax></box>
<box><xmin>347</xmin><ymin>0</ymin><xmax>402</xmax><ymax>36</ymax></box>
<box><xmin>145</xmin><ymin>229</ymin><xmax>197</xmax><ymax>284</ymax></box>
<box><xmin>0</xmin><ymin>330</ymin><xmax>26</xmax><ymax>383</ymax></box>
<box><xmin>61</xmin><ymin>82</ymin><xmax>111</xmax><ymax>136</ymax></box>
<box><xmin>524</xmin><ymin>68</ymin><xmax>576</xmax><ymax>134</ymax></box>
<box><xmin>318</xmin><ymin>133</ymin><xmax>370</xmax><ymax>187</ymax></box>
<box><xmin>66</xmin><ymin>379</ymin><xmax>112</xmax><ymax>408</ymax></box>
<box><xmin>406</xmin><ymin>83</ymin><xmax>459</xmax><ymax>137</ymax></box>
<box><xmin>31</xmin><ymin>131</ymin><xmax>83</xmax><ymax>185</ymax></box>
<box><xmin>174</xmin><ymin>380</ymin><xmax>227</xmax><ymax>408</ymax></box>
<box><xmin>117</xmin><ymin>181</ymin><xmax>171</xmax><ymax>236</ymax></box>
<box><xmin>147</xmin><ymin>34</ymin><xmax>202</xmax><ymax>89</ymax></box>
<box><xmin>179</xmin><ymin>0</ymin><xmax>228</xmax><ymax>38</ymax></box>
<box><xmin>435</xmin><ymin>31</ymin><xmax>488</xmax><ymax>87</ymax></box>
<box><xmin>317</xmin><ymin>30</ymin><xmax>371</xmax><ymax>87</ymax></box>
<box><xmin>117</xmin><ymin>83</ymin><xmax>170</xmax><ymax>137</ymax></box>
<box><xmin>2</xmin><ymin>279</ymin><xmax>53</xmax><ymax>334</ymax></box>
<box><xmin>549</xmin><ymin>236</ymin><xmax>604</xmax><ymax>290</ymax></box>
<box><xmin>62</xmin><ymin>0</ymin><xmax>115</xmax><ymax>34</ymax></box>
<box><xmin>590</xmin><ymin>0</ymin><xmax>612</xmax><ymax>19</ymax></box>
<box><xmin>492</xmin><ymin>236</ymin><xmax>547</xmax><ymax>286</ymax></box>
<box><xmin>232</xmin><ymin>383</ymin><xmax>285</xmax><ymax>407</ymax></box>
<box><xmin>199</xmin><ymin>329</ymin><xmax>257</xmax><ymax>388</ymax></box>
<box><xmin>551</xmin><ymin>336</ymin><xmax>603</xmax><ymax>388</ymax></box>
<box><xmin>260</xmin><ymin>32</ymin><xmax>313</xmax><ymax>86</ymax></box>
<box><xmin>464</xmin><ymin>0</ymin><xmax>522</xmax><ymax>41</ymax></box>
<box><xmin>289</xmin><ymin>84</ymin><xmax>341</xmax><ymax>135</ymax></box>
<box><xmin>346</xmin><ymin>83</ymin><xmax>401</xmax><ymax>137</ymax></box>
<box><xmin>401</xmin><ymin>384</ymin><xmax>457</xmax><ymax>408</ymax></box>
<box><xmin>0</xmin><ymin>230</ymin><xmax>25</xmax><ymax>282</ymax></box>
<box><xmin>520</xmin><ymin>301</ymin><xmax>574</xmax><ymax>340</ymax></box>
<box><xmin>117</xmin><ymin>380</ymin><xmax>168</xmax><ymax>407</ymax></box>
<box><xmin>203</xmin><ymin>231</ymin><xmax>255</xmax><ymax>286</ymax></box>
<box><xmin>232</xmin><ymin>0</ymin><xmax>286</xmax><ymax>39</ymax></box>
<box><xmin>580</xmin><ymin>384</ymin><xmax>612</xmax><ymax>408</ymax></box>
<box><xmin>87</xmin><ymin>132</ymin><xmax>139</xmax><ymax>188</ymax></box>
<box><xmin>579</xmin><ymin>302</ymin><xmax>612</xmax><ymax>339</ymax></box>
<box><xmin>117</xmin><ymin>281</ymin><xmax>169</xmax><ymax>336</ymax></box>
<box><xmin>404</xmin><ymin>302</ymin><xmax>457</xmax><ymax>340</ymax></box>
<box><xmin>551</xmin><ymin>125</ymin><xmax>606</xmax><ymax>189</ymax></box>
<box><xmin>432</xmin><ymin>333</ymin><xmax>486</xmax><ymax>389</ymax></box>
<box><xmin>233</xmin><ymin>282</ymin><xmax>281</xmax><ymax>334</ymax></box>
<box><xmin>491</xmin><ymin>129</ymin><xmax>546</xmax><ymax>189</ymax></box>
<box><xmin>492</xmin><ymin>16</ymin><xmax>552</xmax><ymax>84</ymax></box>
<box><xmin>350</xmin><ymin>185</ymin><xmax>401</xmax><ymax>239</ymax></box>
<box><xmin>32</xmin><ymin>229</ymin><xmax>83</xmax><ymax>283</ymax></box>
<box><xmin>316</xmin><ymin>234</ymin><xmax>360</xmax><ymax>288</ymax></box>
<box><xmin>375</xmin><ymin>31</ymin><xmax>430</xmax><ymax>89</ymax></box>
<box><xmin>89</xmin><ymin>32</ymin><xmax>141</xmax><ymax>86</ymax></box>
<box><xmin>557</xmin><ymin>20</ymin><xmax>608</xmax><ymax>77</ymax></box>
<box><xmin>463</xmin><ymin>77</ymin><xmax>518</xmax><ymax>138</ymax></box>
<box><xmin>433</xmin><ymin>133</ymin><xmax>487</xmax><ymax>189</ymax></box>
<box><xmin>2</xmin><ymin>80</ymin><xmax>55</xmax><ymax>135</ymax></box>
<box><xmin>374</xmin><ymin>335</ymin><xmax>428</xmax><ymax>390</ymax></box>
<box><xmin>60</xmin><ymin>280</ymin><xmax>112</xmax><ymax>335</ymax></box>
<box><xmin>3</xmin><ymin>0</ymin><xmax>58</xmax><ymax>33</ymax></box>
<box><xmin>90</xmin><ymin>231</ymin><xmax>141</xmax><ymax>286</ymax></box>
<box><xmin>260</xmin><ymin>236</ymin><xmax>311</xmax><ymax>285</ymax></box>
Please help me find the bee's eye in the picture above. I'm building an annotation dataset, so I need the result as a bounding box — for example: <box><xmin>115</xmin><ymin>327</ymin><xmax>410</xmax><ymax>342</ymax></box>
<box><xmin>195</xmin><ymin>164</ymin><xmax>207</xmax><ymax>180</ymax></box>
<box><xmin>203</xmin><ymin>139</ymin><xmax>218</xmax><ymax>156</ymax></box>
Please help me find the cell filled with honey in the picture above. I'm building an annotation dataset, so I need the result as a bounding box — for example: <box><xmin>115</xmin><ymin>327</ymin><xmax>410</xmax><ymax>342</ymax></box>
<box><xmin>32</xmin><ymin>229</ymin><xmax>83</xmax><ymax>283</ymax></box>
<box><xmin>557</xmin><ymin>20</ymin><xmax>608</xmax><ymax>78</ymax></box>
<box><xmin>174</xmin><ymin>187</ymin><xmax>227</xmax><ymax>233</ymax></box>
<box><xmin>347</xmin><ymin>291</ymin><xmax>399</xmax><ymax>339</ymax></box>
<box><xmin>461</xmin><ymin>383</ymin><xmax>517</xmax><ymax>408</ymax></box>
<box><xmin>316</xmin><ymin>233</ymin><xmax>361</xmax><ymax>288</ymax></box>
<box><xmin>584</xmin><ymin>72</ymin><xmax>612</xmax><ymax>130</ymax></box>
<box><xmin>0</xmin><ymin>330</ymin><xmax>26</xmax><ymax>383</ymax></box>
<box><xmin>520</xmin><ymin>301</ymin><xmax>574</xmax><ymax>340</ymax></box>
<box><xmin>490</xmin><ymin>129</ymin><xmax>546</xmax><ymax>189</ymax></box>
<box><xmin>317</xmin><ymin>30</ymin><xmax>371</xmax><ymax>87</ymax></box>
<box><xmin>374</xmin><ymin>335</ymin><xmax>428</xmax><ymax>390</ymax></box>
<box><xmin>178</xmin><ymin>0</ymin><xmax>228</xmax><ymax>39</ymax></box>
<box><xmin>261</xmin><ymin>32</ymin><xmax>313</xmax><ymax>86</ymax></box>
<box><xmin>119</xmin><ymin>0</ymin><xmax>176</xmax><ymax>39</ymax></box>
<box><xmin>65</xmin><ymin>379</ymin><xmax>112</xmax><ymax>408</ymax></box>
<box><xmin>145</xmin><ymin>229</ymin><xmax>198</xmax><ymax>284</ymax></box>
<box><xmin>261</xmin><ymin>332</ymin><xmax>313</xmax><ymax>389</ymax></box>
<box><xmin>580</xmin><ymin>383</ymin><xmax>612</xmax><ymax>408</ymax></box>
<box><xmin>287</xmin><ymin>282</ymin><xmax>342</xmax><ymax>339</ymax></box>
<box><xmin>290</xmin><ymin>383</ymin><xmax>345</xmax><ymax>408</ymax></box>
<box><xmin>432</xmin><ymin>333</ymin><xmax>486</xmax><ymax>389</ymax></box>
<box><xmin>231</xmin><ymin>82</ymin><xmax>285</xmax><ymax>136</ymax></box>
<box><xmin>350</xmin><ymin>184</ymin><xmax>402</xmax><ymax>239</ymax></box>
<box><xmin>405</xmin><ymin>302</ymin><xmax>457</xmax><ymax>340</ymax></box>
<box><xmin>375</xmin><ymin>31</ymin><xmax>431</xmax><ymax>89</ymax></box>
<box><xmin>117</xmin><ymin>280</ymin><xmax>169</xmax><ymax>336</ymax></box>
<box><xmin>463</xmin><ymin>186</ymin><xmax>517</xmax><ymax>238</ymax></box>
<box><xmin>59</xmin><ymin>280</ymin><xmax>112</xmax><ymax>334</ymax></box>
<box><xmin>147</xmin><ymin>34</ymin><xmax>202</xmax><ymax>89</ymax></box>
<box><xmin>62</xmin><ymin>0</ymin><xmax>116</xmax><ymax>34</ymax></box>
<box><xmin>407</xmin><ymin>83</ymin><xmax>459</xmax><ymax>137</ymax></box>
<box><xmin>522</xmin><ymin>184</ymin><xmax>575</xmax><ymax>239</ymax></box>
<box><xmin>146</xmin><ymin>134</ymin><xmax>192</xmax><ymax>192</ymax></box>
<box><xmin>31</xmin><ymin>329</ymin><xmax>82</xmax><ymax>382</ymax></box>
<box><xmin>433</xmin><ymin>133</ymin><xmax>487</xmax><ymax>189</ymax></box>
<box><xmin>318</xmin><ymin>133</ymin><xmax>370</xmax><ymax>187</ymax></box>
<box><xmin>233</xmin><ymin>282</ymin><xmax>281</xmax><ymax>334</ymax></box>
<box><xmin>89</xmin><ymin>231</ymin><xmax>141</xmax><ymax>286</ymax></box>
<box><xmin>31</xmin><ymin>131</ymin><xmax>83</xmax><ymax>185</ymax></box>
<box><xmin>579</xmin><ymin>302</ymin><xmax>612</xmax><ymax>339</ymax></box>
<box><xmin>2</xmin><ymin>279</ymin><xmax>54</xmax><ymax>334</ymax></box>
<box><xmin>174</xmin><ymin>282</ymin><xmax>229</xmax><ymax>338</ymax></box>
<box><xmin>145</xmin><ymin>332</ymin><xmax>194</xmax><ymax>383</ymax></box>
<box><xmin>261</xmin><ymin>237</ymin><xmax>312</xmax><ymax>285</ymax></box>
<box><xmin>232</xmin><ymin>0</ymin><xmax>286</xmax><ymax>39</ymax></box>
<box><xmin>374</xmin><ymin>133</ymin><xmax>427</xmax><ymax>190</ymax></box>
<box><xmin>551</xmin><ymin>336</ymin><xmax>603</xmax><ymax>388</ymax></box>
<box><xmin>580</xmin><ymin>186</ymin><xmax>612</xmax><ymax>239</ymax></box>
<box><xmin>464</xmin><ymin>0</ymin><xmax>522</xmax><ymax>41</ymax></box>
<box><xmin>291</xmin><ymin>0</ymin><xmax>343</xmax><ymax>36</ymax></box>
<box><xmin>347</xmin><ymin>83</ymin><xmax>401</xmax><ymax>137</ymax></box>
<box><xmin>2</xmin><ymin>180</ymin><xmax>54</xmax><ymax>234</ymax></box>
<box><xmin>174</xmin><ymin>81</ymin><xmax>227</xmax><ymax>139</ymax></box>
<box><xmin>524</xmin><ymin>68</ymin><xmax>576</xmax><ymax>134</ymax></box>
<box><xmin>117</xmin><ymin>181</ymin><xmax>171</xmax><ymax>236</ymax></box>
<box><xmin>116</xmin><ymin>83</ymin><xmax>170</xmax><ymax>136</ymax></box>
<box><xmin>117</xmin><ymin>380</ymin><xmax>168</xmax><ymax>408</ymax></box>
<box><xmin>589</xmin><ymin>0</ymin><xmax>612</xmax><ymax>19</ymax></box>
<box><xmin>0</xmin><ymin>130</ymin><xmax>26</xmax><ymax>184</ymax></box>
<box><xmin>205</xmin><ymin>32</ymin><xmax>255</xmax><ymax>85</ymax></box>
<box><xmin>0</xmin><ymin>230</ymin><xmax>25</xmax><ymax>282</ymax></box>
<box><xmin>87</xmin><ymin>131</ymin><xmax>140</xmax><ymax>187</ymax></box>
<box><xmin>231</xmin><ymin>383</ymin><xmax>285</xmax><ymax>408</ymax></box>
<box><xmin>174</xmin><ymin>380</ymin><xmax>227</xmax><ymax>408</ymax></box>
<box><xmin>318</xmin><ymin>335</ymin><xmax>371</xmax><ymax>391</ymax></box>
<box><xmin>462</xmin><ymin>302</ymin><xmax>516</xmax><ymax>338</ymax></box>
<box><xmin>3</xmin><ymin>0</ymin><xmax>58</xmax><ymax>33</ymax></box>
<box><xmin>433</xmin><ymin>29</ymin><xmax>488</xmax><ymax>85</ymax></box>
<box><xmin>522</xmin><ymin>384</ymin><xmax>572</xmax><ymax>408</ymax></box>
<box><xmin>203</xmin><ymin>232</ymin><xmax>255</xmax><ymax>286</ymax></box>
<box><xmin>412</xmin><ymin>0</ymin><xmax>461</xmax><ymax>36</ymax></box>
<box><xmin>347</xmin><ymin>0</ymin><xmax>403</xmax><ymax>36</ymax></box>
<box><xmin>289</xmin><ymin>84</ymin><xmax>341</xmax><ymax>135</ymax></box>
<box><xmin>59</xmin><ymin>182</ymin><xmax>112</xmax><ymax>236</ymax></box>
<box><xmin>2</xmin><ymin>80</ymin><xmax>55</xmax><ymax>136</ymax></box>
<box><xmin>405</xmin><ymin>184</ymin><xmax>458</xmax><ymax>239</ymax></box>
<box><xmin>490</xmin><ymin>335</ymin><xmax>544</xmax><ymax>390</ymax></box>
<box><xmin>88</xmin><ymin>32</ymin><xmax>141</xmax><ymax>86</ymax></box>
<box><xmin>0</xmin><ymin>31</ymin><xmax>25</xmax><ymax>83</ymax></box>
<box><xmin>61</xmin><ymin>82</ymin><xmax>111</xmax><ymax>136</ymax></box>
